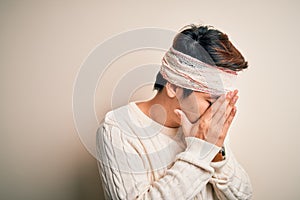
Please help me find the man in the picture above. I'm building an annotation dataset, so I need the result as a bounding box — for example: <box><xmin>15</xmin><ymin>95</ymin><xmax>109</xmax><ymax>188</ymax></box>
<box><xmin>96</xmin><ymin>25</ymin><xmax>253</xmax><ymax>199</ymax></box>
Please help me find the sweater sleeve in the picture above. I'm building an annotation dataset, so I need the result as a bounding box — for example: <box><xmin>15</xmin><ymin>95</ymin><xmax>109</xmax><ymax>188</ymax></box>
<box><xmin>96</xmin><ymin>122</ymin><xmax>221</xmax><ymax>200</ymax></box>
<box><xmin>209</xmin><ymin>143</ymin><xmax>253</xmax><ymax>200</ymax></box>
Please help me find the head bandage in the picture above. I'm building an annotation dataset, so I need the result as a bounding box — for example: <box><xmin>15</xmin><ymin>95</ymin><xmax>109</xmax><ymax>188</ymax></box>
<box><xmin>160</xmin><ymin>47</ymin><xmax>238</xmax><ymax>96</ymax></box>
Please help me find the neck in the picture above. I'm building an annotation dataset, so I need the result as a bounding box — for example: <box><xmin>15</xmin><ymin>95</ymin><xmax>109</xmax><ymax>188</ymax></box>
<box><xmin>136</xmin><ymin>91</ymin><xmax>180</xmax><ymax>128</ymax></box>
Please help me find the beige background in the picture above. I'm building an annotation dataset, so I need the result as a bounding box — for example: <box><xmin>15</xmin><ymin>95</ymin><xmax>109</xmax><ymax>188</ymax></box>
<box><xmin>1</xmin><ymin>0</ymin><xmax>300</xmax><ymax>199</ymax></box>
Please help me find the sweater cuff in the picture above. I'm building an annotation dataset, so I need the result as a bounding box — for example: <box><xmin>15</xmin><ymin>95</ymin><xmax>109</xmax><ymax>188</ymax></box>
<box><xmin>210</xmin><ymin>144</ymin><xmax>236</xmax><ymax>181</ymax></box>
<box><xmin>210</xmin><ymin>143</ymin><xmax>230</xmax><ymax>169</ymax></box>
<box><xmin>176</xmin><ymin>137</ymin><xmax>221</xmax><ymax>170</ymax></box>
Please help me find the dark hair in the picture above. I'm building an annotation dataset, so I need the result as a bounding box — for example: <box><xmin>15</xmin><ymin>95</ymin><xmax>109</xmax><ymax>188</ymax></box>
<box><xmin>154</xmin><ymin>24</ymin><xmax>248</xmax><ymax>98</ymax></box>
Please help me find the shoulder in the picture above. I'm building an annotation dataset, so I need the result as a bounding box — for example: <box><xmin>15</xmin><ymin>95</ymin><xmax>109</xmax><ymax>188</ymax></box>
<box><xmin>96</xmin><ymin>103</ymin><xmax>146</xmax><ymax>162</ymax></box>
<box><xmin>97</xmin><ymin>102</ymin><xmax>137</xmax><ymax>135</ymax></box>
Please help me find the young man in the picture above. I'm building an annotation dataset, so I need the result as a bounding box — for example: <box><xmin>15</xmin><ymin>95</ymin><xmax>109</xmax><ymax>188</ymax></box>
<box><xmin>96</xmin><ymin>25</ymin><xmax>253</xmax><ymax>199</ymax></box>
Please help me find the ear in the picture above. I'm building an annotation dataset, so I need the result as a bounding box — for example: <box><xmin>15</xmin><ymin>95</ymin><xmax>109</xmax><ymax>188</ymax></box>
<box><xmin>165</xmin><ymin>82</ymin><xmax>177</xmax><ymax>98</ymax></box>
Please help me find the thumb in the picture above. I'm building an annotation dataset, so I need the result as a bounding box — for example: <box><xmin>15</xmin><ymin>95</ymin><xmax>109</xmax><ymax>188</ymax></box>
<box><xmin>174</xmin><ymin>109</ymin><xmax>192</xmax><ymax>132</ymax></box>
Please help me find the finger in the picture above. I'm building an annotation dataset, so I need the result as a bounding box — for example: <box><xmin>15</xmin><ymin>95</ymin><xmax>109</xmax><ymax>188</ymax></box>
<box><xmin>174</xmin><ymin>109</ymin><xmax>192</xmax><ymax>125</ymax></box>
<box><xmin>231</xmin><ymin>89</ymin><xmax>239</xmax><ymax>99</ymax></box>
<box><xmin>210</xmin><ymin>93</ymin><xmax>238</xmax><ymax>141</ymax></box>
<box><xmin>209</xmin><ymin>106</ymin><xmax>237</xmax><ymax>147</ymax></box>
<box><xmin>222</xmin><ymin>95</ymin><xmax>239</xmax><ymax>122</ymax></box>
<box><xmin>213</xmin><ymin>99</ymin><xmax>228</xmax><ymax>125</ymax></box>
<box><xmin>222</xmin><ymin>106</ymin><xmax>237</xmax><ymax>134</ymax></box>
<box><xmin>174</xmin><ymin>109</ymin><xmax>193</xmax><ymax>134</ymax></box>
<box><xmin>211</xmin><ymin>90</ymin><xmax>238</xmax><ymax>118</ymax></box>
<box><xmin>215</xmin><ymin>90</ymin><xmax>239</xmax><ymax>122</ymax></box>
<box><xmin>206</xmin><ymin>119</ymin><xmax>224</xmax><ymax>146</ymax></box>
<box><xmin>209</xmin><ymin>91</ymin><xmax>235</xmax><ymax>124</ymax></box>
<box><xmin>201</xmin><ymin>94</ymin><xmax>226</xmax><ymax>121</ymax></box>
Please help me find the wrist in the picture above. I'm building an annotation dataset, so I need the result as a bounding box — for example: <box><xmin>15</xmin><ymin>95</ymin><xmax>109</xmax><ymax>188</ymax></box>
<box><xmin>212</xmin><ymin>146</ymin><xmax>226</xmax><ymax>162</ymax></box>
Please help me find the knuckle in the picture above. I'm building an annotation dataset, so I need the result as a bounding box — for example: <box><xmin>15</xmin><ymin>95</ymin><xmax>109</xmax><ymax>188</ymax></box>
<box><xmin>218</xmin><ymin>133</ymin><xmax>225</xmax><ymax>141</ymax></box>
<box><xmin>199</xmin><ymin>121</ymin><xmax>206</xmax><ymax>130</ymax></box>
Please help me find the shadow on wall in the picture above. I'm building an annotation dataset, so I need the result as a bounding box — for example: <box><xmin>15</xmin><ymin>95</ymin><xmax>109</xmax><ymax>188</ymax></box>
<box><xmin>75</xmin><ymin>152</ymin><xmax>105</xmax><ymax>200</ymax></box>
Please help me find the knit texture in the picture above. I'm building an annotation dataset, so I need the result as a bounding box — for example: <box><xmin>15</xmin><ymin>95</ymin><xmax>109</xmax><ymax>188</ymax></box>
<box><xmin>96</xmin><ymin>102</ymin><xmax>252</xmax><ymax>200</ymax></box>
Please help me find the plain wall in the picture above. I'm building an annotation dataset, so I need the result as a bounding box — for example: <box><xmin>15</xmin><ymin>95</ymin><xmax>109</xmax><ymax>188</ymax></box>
<box><xmin>1</xmin><ymin>1</ymin><xmax>300</xmax><ymax>199</ymax></box>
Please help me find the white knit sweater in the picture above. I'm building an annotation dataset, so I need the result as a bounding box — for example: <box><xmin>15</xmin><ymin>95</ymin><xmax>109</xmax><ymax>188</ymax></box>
<box><xmin>96</xmin><ymin>102</ymin><xmax>252</xmax><ymax>200</ymax></box>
